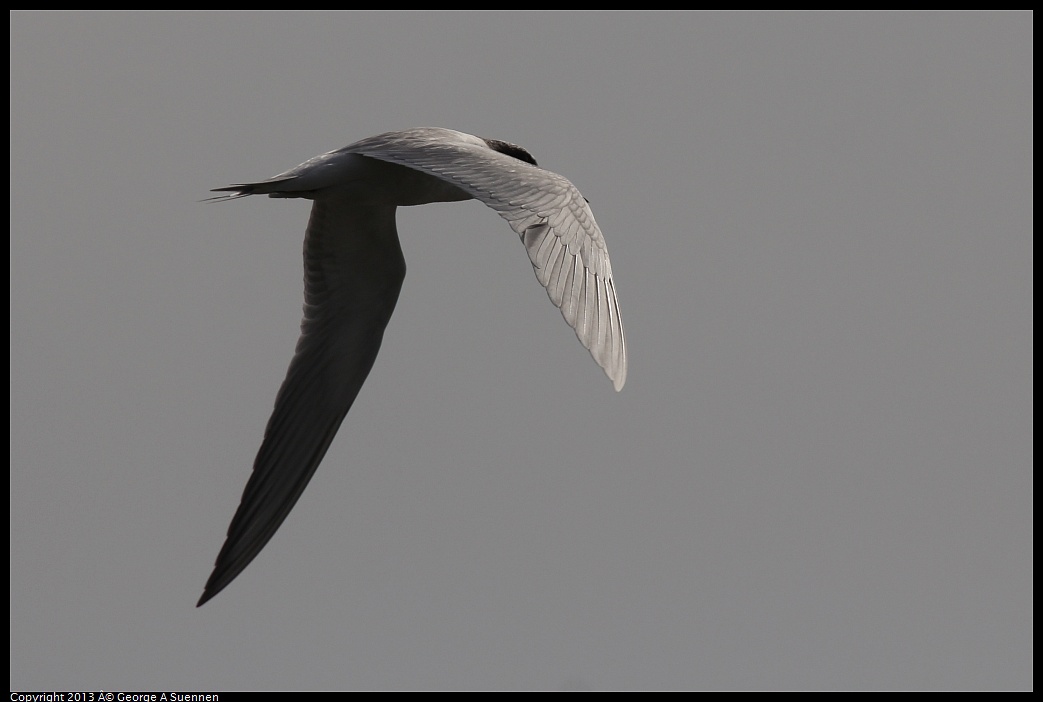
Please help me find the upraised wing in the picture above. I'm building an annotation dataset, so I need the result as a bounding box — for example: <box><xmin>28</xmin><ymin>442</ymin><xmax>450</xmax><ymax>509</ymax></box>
<box><xmin>346</xmin><ymin>128</ymin><xmax>627</xmax><ymax>390</ymax></box>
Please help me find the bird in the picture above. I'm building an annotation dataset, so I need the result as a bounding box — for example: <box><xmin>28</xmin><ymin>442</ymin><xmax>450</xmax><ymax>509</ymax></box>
<box><xmin>197</xmin><ymin>127</ymin><xmax>627</xmax><ymax>606</ymax></box>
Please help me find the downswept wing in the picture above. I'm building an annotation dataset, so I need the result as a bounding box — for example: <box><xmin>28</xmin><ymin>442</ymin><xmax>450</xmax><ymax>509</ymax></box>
<box><xmin>197</xmin><ymin>199</ymin><xmax>405</xmax><ymax>606</ymax></box>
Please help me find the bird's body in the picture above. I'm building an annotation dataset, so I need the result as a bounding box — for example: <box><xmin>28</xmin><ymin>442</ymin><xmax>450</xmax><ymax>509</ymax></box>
<box><xmin>198</xmin><ymin>128</ymin><xmax>626</xmax><ymax>606</ymax></box>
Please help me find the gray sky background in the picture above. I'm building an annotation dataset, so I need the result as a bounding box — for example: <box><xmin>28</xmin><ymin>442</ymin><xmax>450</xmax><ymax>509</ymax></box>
<box><xmin>10</xmin><ymin>11</ymin><xmax>1031</xmax><ymax>690</ymax></box>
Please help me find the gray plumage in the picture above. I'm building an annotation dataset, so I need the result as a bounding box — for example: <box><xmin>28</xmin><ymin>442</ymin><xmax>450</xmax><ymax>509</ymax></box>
<box><xmin>198</xmin><ymin>127</ymin><xmax>627</xmax><ymax>606</ymax></box>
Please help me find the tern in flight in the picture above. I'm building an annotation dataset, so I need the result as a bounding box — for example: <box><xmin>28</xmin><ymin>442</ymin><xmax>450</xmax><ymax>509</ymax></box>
<box><xmin>198</xmin><ymin>128</ymin><xmax>627</xmax><ymax>606</ymax></box>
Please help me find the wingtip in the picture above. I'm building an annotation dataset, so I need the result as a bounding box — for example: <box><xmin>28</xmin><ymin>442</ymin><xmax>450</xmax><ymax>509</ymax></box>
<box><xmin>611</xmin><ymin>369</ymin><xmax>626</xmax><ymax>392</ymax></box>
<box><xmin>196</xmin><ymin>573</ymin><xmax>224</xmax><ymax>607</ymax></box>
